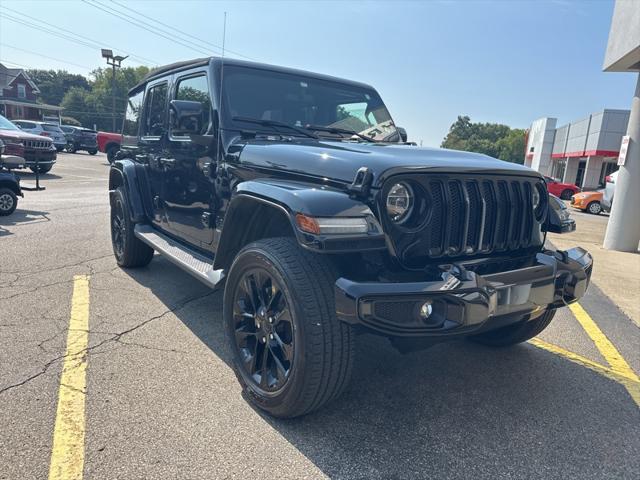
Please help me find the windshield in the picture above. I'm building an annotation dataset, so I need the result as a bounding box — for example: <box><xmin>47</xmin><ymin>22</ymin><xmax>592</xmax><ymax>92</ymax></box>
<box><xmin>43</xmin><ymin>124</ymin><xmax>64</xmax><ymax>133</ymax></box>
<box><xmin>223</xmin><ymin>66</ymin><xmax>398</xmax><ymax>142</ymax></box>
<box><xmin>0</xmin><ymin>115</ymin><xmax>20</xmax><ymax>131</ymax></box>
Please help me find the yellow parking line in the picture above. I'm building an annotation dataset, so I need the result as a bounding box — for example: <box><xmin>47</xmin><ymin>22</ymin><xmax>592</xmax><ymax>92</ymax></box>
<box><xmin>48</xmin><ymin>275</ymin><xmax>90</xmax><ymax>480</ymax></box>
<box><xmin>570</xmin><ymin>302</ymin><xmax>640</xmax><ymax>407</ymax></box>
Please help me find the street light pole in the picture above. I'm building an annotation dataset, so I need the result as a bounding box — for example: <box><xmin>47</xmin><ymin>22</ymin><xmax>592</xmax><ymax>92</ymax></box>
<box><xmin>101</xmin><ymin>49</ymin><xmax>128</xmax><ymax>133</ymax></box>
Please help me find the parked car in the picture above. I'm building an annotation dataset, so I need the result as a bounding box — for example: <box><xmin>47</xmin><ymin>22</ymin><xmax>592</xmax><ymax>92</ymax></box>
<box><xmin>0</xmin><ymin>115</ymin><xmax>56</xmax><ymax>173</ymax></box>
<box><xmin>570</xmin><ymin>191</ymin><xmax>604</xmax><ymax>215</ymax></box>
<box><xmin>0</xmin><ymin>139</ymin><xmax>23</xmax><ymax>216</ymax></box>
<box><xmin>549</xmin><ymin>194</ymin><xmax>576</xmax><ymax>232</ymax></box>
<box><xmin>602</xmin><ymin>170</ymin><xmax>618</xmax><ymax>213</ymax></box>
<box><xmin>543</xmin><ymin>176</ymin><xmax>580</xmax><ymax>200</ymax></box>
<box><xmin>60</xmin><ymin>126</ymin><xmax>98</xmax><ymax>154</ymax></box>
<box><xmin>97</xmin><ymin>131</ymin><xmax>122</xmax><ymax>163</ymax></box>
<box><xmin>109</xmin><ymin>57</ymin><xmax>592</xmax><ymax>418</ymax></box>
<box><xmin>13</xmin><ymin>120</ymin><xmax>67</xmax><ymax>152</ymax></box>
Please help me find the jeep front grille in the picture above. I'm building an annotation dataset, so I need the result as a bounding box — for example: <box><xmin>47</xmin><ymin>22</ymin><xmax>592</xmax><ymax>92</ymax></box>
<box><xmin>24</xmin><ymin>140</ymin><xmax>51</xmax><ymax>149</ymax></box>
<box><xmin>381</xmin><ymin>175</ymin><xmax>546</xmax><ymax>266</ymax></box>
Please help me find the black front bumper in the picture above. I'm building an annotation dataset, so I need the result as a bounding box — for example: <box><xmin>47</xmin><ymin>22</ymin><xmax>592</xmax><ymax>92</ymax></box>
<box><xmin>335</xmin><ymin>247</ymin><xmax>592</xmax><ymax>338</ymax></box>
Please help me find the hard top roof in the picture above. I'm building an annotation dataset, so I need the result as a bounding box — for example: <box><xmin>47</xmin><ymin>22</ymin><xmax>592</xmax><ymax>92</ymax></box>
<box><xmin>129</xmin><ymin>57</ymin><xmax>374</xmax><ymax>95</ymax></box>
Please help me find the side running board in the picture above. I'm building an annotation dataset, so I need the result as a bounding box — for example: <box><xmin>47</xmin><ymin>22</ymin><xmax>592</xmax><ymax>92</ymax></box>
<box><xmin>134</xmin><ymin>224</ymin><xmax>224</xmax><ymax>288</ymax></box>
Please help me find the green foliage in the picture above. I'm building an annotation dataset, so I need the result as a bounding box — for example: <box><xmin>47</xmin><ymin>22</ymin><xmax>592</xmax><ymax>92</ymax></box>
<box><xmin>26</xmin><ymin>69</ymin><xmax>90</xmax><ymax>106</ymax></box>
<box><xmin>31</xmin><ymin>66</ymin><xmax>151</xmax><ymax>131</ymax></box>
<box><xmin>441</xmin><ymin>115</ymin><xmax>526</xmax><ymax>164</ymax></box>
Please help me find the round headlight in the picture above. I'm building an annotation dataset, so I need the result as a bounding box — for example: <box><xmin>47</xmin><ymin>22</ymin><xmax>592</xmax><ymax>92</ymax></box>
<box><xmin>532</xmin><ymin>186</ymin><xmax>540</xmax><ymax>210</ymax></box>
<box><xmin>386</xmin><ymin>182</ymin><xmax>414</xmax><ymax>223</ymax></box>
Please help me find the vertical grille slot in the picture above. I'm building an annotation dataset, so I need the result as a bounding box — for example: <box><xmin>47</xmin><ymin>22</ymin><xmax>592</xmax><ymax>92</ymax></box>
<box><xmin>429</xmin><ymin>181</ymin><xmax>445</xmax><ymax>256</ymax></box>
<box><xmin>464</xmin><ymin>181</ymin><xmax>482</xmax><ymax>253</ymax></box>
<box><xmin>480</xmin><ymin>181</ymin><xmax>497</xmax><ymax>251</ymax></box>
<box><xmin>446</xmin><ymin>181</ymin><xmax>464</xmax><ymax>255</ymax></box>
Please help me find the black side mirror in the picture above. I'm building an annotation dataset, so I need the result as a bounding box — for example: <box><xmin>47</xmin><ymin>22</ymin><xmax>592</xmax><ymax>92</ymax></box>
<box><xmin>546</xmin><ymin>194</ymin><xmax>576</xmax><ymax>234</ymax></box>
<box><xmin>169</xmin><ymin>99</ymin><xmax>204</xmax><ymax>135</ymax></box>
<box><xmin>397</xmin><ymin>127</ymin><xmax>408</xmax><ymax>143</ymax></box>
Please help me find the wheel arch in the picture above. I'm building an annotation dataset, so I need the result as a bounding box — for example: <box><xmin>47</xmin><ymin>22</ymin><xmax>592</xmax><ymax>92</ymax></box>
<box><xmin>108</xmin><ymin>160</ymin><xmax>147</xmax><ymax>223</ymax></box>
<box><xmin>213</xmin><ymin>194</ymin><xmax>296</xmax><ymax>271</ymax></box>
<box><xmin>0</xmin><ymin>179</ymin><xmax>20</xmax><ymax>194</ymax></box>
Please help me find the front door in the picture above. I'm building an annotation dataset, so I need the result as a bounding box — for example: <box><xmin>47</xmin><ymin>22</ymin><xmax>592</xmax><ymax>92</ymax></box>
<box><xmin>576</xmin><ymin>160</ymin><xmax>586</xmax><ymax>187</ymax></box>
<box><xmin>162</xmin><ymin>71</ymin><xmax>215</xmax><ymax>247</ymax></box>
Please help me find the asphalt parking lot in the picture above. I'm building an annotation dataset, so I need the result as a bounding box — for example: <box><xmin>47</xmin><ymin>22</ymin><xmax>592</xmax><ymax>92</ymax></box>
<box><xmin>1</xmin><ymin>152</ymin><xmax>639</xmax><ymax>480</ymax></box>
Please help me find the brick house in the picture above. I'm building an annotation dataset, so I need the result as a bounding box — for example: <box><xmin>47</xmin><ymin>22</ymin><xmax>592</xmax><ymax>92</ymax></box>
<box><xmin>0</xmin><ymin>63</ymin><xmax>63</xmax><ymax>122</ymax></box>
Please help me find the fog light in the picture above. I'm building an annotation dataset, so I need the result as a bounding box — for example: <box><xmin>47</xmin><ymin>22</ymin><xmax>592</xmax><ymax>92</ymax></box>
<box><xmin>419</xmin><ymin>301</ymin><xmax>433</xmax><ymax>319</ymax></box>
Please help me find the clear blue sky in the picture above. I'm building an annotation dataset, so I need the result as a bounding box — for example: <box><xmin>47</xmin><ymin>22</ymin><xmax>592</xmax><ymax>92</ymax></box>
<box><xmin>0</xmin><ymin>0</ymin><xmax>637</xmax><ymax>146</ymax></box>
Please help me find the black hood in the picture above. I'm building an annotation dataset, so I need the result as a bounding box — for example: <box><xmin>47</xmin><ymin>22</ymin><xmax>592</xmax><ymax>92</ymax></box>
<box><xmin>234</xmin><ymin>139</ymin><xmax>540</xmax><ymax>186</ymax></box>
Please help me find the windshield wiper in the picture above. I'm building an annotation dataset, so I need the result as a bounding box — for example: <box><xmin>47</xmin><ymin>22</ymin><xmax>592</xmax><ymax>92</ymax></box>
<box><xmin>232</xmin><ymin>116</ymin><xmax>319</xmax><ymax>139</ymax></box>
<box><xmin>304</xmin><ymin>124</ymin><xmax>376</xmax><ymax>143</ymax></box>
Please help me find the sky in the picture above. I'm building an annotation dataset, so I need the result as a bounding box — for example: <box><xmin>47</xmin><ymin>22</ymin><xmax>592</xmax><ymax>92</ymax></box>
<box><xmin>0</xmin><ymin>0</ymin><xmax>637</xmax><ymax>146</ymax></box>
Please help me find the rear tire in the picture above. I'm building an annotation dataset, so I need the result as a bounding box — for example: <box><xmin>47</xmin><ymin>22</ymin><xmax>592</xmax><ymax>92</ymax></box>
<box><xmin>560</xmin><ymin>189</ymin><xmax>574</xmax><ymax>200</ymax></box>
<box><xmin>0</xmin><ymin>188</ymin><xmax>18</xmax><ymax>216</ymax></box>
<box><xmin>88</xmin><ymin>149</ymin><xmax>98</xmax><ymax>155</ymax></box>
<box><xmin>224</xmin><ymin>237</ymin><xmax>354</xmax><ymax>418</ymax></box>
<box><xmin>110</xmin><ymin>186</ymin><xmax>154</xmax><ymax>268</ymax></box>
<box><xmin>587</xmin><ymin>201</ymin><xmax>602</xmax><ymax>215</ymax></box>
<box><xmin>470</xmin><ymin>309</ymin><xmax>556</xmax><ymax>347</ymax></box>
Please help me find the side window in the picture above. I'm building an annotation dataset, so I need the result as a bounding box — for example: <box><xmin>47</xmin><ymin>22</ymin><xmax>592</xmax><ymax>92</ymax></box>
<box><xmin>173</xmin><ymin>74</ymin><xmax>211</xmax><ymax>136</ymax></box>
<box><xmin>142</xmin><ymin>83</ymin><xmax>168</xmax><ymax>137</ymax></box>
<box><xmin>123</xmin><ymin>90</ymin><xmax>144</xmax><ymax>139</ymax></box>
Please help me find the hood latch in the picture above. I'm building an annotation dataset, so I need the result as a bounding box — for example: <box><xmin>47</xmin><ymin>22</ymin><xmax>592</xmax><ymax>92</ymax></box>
<box><xmin>347</xmin><ymin>167</ymin><xmax>373</xmax><ymax>198</ymax></box>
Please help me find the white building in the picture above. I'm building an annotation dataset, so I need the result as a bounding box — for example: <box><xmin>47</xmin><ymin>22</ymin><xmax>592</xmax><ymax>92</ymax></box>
<box><xmin>525</xmin><ymin>109</ymin><xmax>629</xmax><ymax>189</ymax></box>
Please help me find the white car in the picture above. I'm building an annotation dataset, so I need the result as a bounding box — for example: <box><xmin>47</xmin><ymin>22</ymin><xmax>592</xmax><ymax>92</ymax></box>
<box><xmin>13</xmin><ymin>120</ymin><xmax>67</xmax><ymax>152</ymax></box>
<box><xmin>602</xmin><ymin>170</ymin><xmax>618</xmax><ymax>213</ymax></box>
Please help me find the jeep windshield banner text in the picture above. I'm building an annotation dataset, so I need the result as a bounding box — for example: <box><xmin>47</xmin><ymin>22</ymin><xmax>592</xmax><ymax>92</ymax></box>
<box><xmin>109</xmin><ymin>57</ymin><xmax>592</xmax><ymax>418</ymax></box>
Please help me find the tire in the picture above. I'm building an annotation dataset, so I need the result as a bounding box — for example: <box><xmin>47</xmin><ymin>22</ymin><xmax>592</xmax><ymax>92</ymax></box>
<box><xmin>470</xmin><ymin>309</ymin><xmax>556</xmax><ymax>347</ymax></box>
<box><xmin>224</xmin><ymin>237</ymin><xmax>354</xmax><ymax>418</ymax></box>
<box><xmin>110</xmin><ymin>186</ymin><xmax>154</xmax><ymax>268</ymax></box>
<box><xmin>0</xmin><ymin>188</ymin><xmax>18</xmax><ymax>216</ymax></box>
<box><xmin>88</xmin><ymin>149</ymin><xmax>98</xmax><ymax>155</ymax></box>
<box><xmin>106</xmin><ymin>145</ymin><xmax>119</xmax><ymax>164</ymax></box>
<box><xmin>30</xmin><ymin>165</ymin><xmax>52</xmax><ymax>174</ymax></box>
<box><xmin>67</xmin><ymin>143</ymin><xmax>77</xmax><ymax>153</ymax></box>
<box><xmin>587</xmin><ymin>201</ymin><xmax>602</xmax><ymax>215</ymax></box>
<box><xmin>560</xmin><ymin>189</ymin><xmax>574</xmax><ymax>200</ymax></box>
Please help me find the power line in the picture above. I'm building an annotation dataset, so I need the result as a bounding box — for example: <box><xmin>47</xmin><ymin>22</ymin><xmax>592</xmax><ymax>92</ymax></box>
<box><xmin>0</xmin><ymin>43</ymin><xmax>94</xmax><ymax>71</ymax></box>
<box><xmin>110</xmin><ymin>0</ymin><xmax>255</xmax><ymax>60</ymax></box>
<box><xmin>0</xmin><ymin>6</ymin><xmax>159</xmax><ymax>65</ymax></box>
<box><xmin>82</xmin><ymin>0</ymin><xmax>214</xmax><ymax>57</ymax></box>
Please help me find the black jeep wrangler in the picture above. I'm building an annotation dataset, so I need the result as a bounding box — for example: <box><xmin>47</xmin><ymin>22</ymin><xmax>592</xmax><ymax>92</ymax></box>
<box><xmin>109</xmin><ymin>58</ymin><xmax>592</xmax><ymax>417</ymax></box>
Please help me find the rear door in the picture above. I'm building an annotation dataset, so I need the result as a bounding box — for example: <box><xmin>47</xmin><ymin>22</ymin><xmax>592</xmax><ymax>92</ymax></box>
<box><xmin>139</xmin><ymin>80</ymin><xmax>170</xmax><ymax>227</ymax></box>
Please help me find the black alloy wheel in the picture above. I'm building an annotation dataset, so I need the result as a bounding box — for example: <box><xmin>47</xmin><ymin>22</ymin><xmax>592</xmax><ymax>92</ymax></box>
<box><xmin>111</xmin><ymin>195</ymin><xmax>126</xmax><ymax>260</ymax></box>
<box><xmin>232</xmin><ymin>268</ymin><xmax>294</xmax><ymax>392</ymax></box>
<box><xmin>109</xmin><ymin>186</ymin><xmax>154</xmax><ymax>267</ymax></box>
<box><xmin>224</xmin><ymin>237</ymin><xmax>354</xmax><ymax>418</ymax></box>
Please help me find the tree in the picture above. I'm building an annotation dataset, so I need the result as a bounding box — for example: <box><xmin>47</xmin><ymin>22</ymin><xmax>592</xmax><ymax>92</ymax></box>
<box><xmin>59</xmin><ymin>65</ymin><xmax>150</xmax><ymax>131</ymax></box>
<box><xmin>26</xmin><ymin>69</ymin><xmax>90</xmax><ymax>106</ymax></box>
<box><xmin>441</xmin><ymin>115</ymin><xmax>525</xmax><ymax>164</ymax></box>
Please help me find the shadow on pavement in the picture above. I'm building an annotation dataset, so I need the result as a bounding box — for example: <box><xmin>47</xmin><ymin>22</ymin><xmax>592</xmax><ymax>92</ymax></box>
<box><xmin>0</xmin><ymin>209</ymin><xmax>50</xmax><ymax>236</ymax></box>
<box><xmin>125</xmin><ymin>256</ymin><xmax>640</xmax><ymax>479</ymax></box>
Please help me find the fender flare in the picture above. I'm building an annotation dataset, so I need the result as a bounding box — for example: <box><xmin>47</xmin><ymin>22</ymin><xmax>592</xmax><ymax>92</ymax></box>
<box><xmin>108</xmin><ymin>159</ymin><xmax>148</xmax><ymax>223</ymax></box>
<box><xmin>213</xmin><ymin>179</ymin><xmax>384</xmax><ymax>270</ymax></box>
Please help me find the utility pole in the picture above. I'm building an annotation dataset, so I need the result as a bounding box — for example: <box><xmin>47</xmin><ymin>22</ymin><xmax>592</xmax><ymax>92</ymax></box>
<box><xmin>602</xmin><ymin>1</ymin><xmax>640</xmax><ymax>252</ymax></box>
<box><xmin>101</xmin><ymin>49</ymin><xmax>128</xmax><ymax>133</ymax></box>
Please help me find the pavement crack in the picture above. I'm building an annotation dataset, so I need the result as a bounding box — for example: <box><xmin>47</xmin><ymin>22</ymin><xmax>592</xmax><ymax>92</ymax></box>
<box><xmin>0</xmin><ymin>291</ymin><xmax>214</xmax><ymax>396</ymax></box>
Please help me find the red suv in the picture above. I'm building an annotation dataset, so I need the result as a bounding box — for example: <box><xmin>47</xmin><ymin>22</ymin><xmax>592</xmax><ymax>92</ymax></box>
<box><xmin>544</xmin><ymin>176</ymin><xmax>580</xmax><ymax>200</ymax></box>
